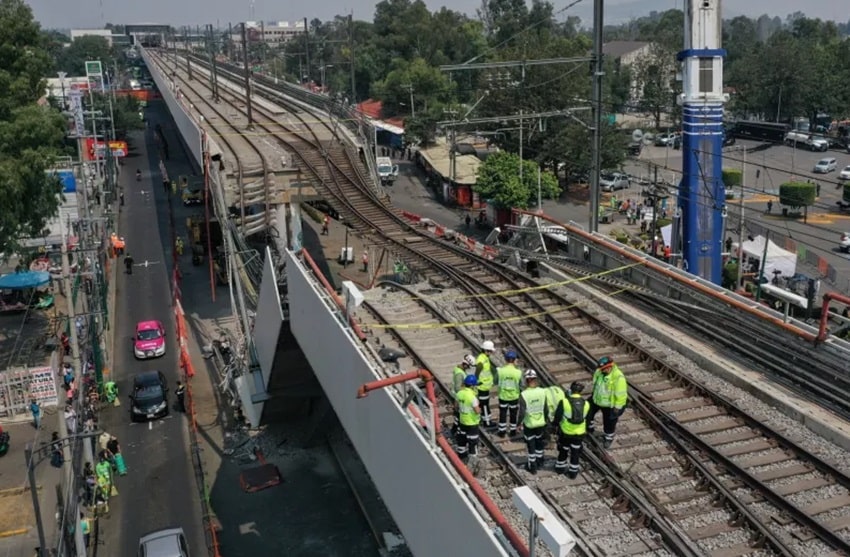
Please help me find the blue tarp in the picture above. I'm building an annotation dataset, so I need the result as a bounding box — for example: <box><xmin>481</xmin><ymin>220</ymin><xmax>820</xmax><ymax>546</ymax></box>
<box><xmin>47</xmin><ymin>169</ymin><xmax>76</xmax><ymax>193</ymax></box>
<box><xmin>0</xmin><ymin>271</ymin><xmax>51</xmax><ymax>289</ymax></box>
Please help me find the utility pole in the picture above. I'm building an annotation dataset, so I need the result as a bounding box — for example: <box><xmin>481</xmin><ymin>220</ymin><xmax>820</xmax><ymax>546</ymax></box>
<box><xmin>349</xmin><ymin>13</ymin><xmax>356</xmax><ymax>105</ymax></box>
<box><xmin>589</xmin><ymin>0</ymin><xmax>605</xmax><ymax>233</ymax></box>
<box><xmin>185</xmin><ymin>27</ymin><xmax>192</xmax><ymax>80</ymax></box>
<box><xmin>303</xmin><ymin>17</ymin><xmax>311</xmax><ymax>84</ymax></box>
<box><xmin>228</xmin><ymin>22</ymin><xmax>234</xmax><ymax>61</ymax></box>
<box><xmin>404</xmin><ymin>83</ymin><xmax>415</xmax><ymax>118</ymax></box>
<box><xmin>240</xmin><ymin>23</ymin><xmax>254</xmax><ymax>126</ymax></box>
<box><xmin>208</xmin><ymin>24</ymin><xmax>220</xmax><ymax>101</ymax></box>
<box><xmin>736</xmin><ymin>148</ymin><xmax>746</xmax><ymax>290</ymax></box>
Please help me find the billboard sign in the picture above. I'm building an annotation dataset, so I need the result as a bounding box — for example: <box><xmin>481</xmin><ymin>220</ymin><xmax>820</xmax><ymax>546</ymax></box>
<box><xmin>84</xmin><ymin>138</ymin><xmax>129</xmax><ymax>159</ymax></box>
<box><xmin>85</xmin><ymin>60</ymin><xmax>104</xmax><ymax>92</ymax></box>
<box><xmin>68</xmin><ymin>89</ymin><xmax>85</xmax><ymax>137</ymax></box>
<box><xmin>28</xmin><ymin>366</ymin><xmax>59</xmax><ymax>407</ymax></box>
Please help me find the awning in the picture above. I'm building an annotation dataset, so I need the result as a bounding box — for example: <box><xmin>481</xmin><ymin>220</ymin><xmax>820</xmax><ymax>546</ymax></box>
<box><xmin>0</xmin><ymin>271</ymin><xmax>51</xmax><ymax>289</ymax></box>
<box><xmin>372</xmin><ymin>119</ymin><xmax>404</xmax><ymax>135</ymax></box>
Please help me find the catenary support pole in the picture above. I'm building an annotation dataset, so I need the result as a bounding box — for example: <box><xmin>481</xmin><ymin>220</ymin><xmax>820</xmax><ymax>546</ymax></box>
<box><xmin>240</xmin><ymin>23</ymin><xmax>253</xmax><ymax>126</ymax></box>
<box><xmin>588</xmin><ymin>0</ymin><xmax>604</xmax><ymax>233</ymax></box>
<box><xmin>25</xmin><ymin>446</ymin><xmax>47</xmax><ymax>557</ymax></box>
<box><xmin>349</xmin><ymin>13</ymin><xmax>356</xmax><ymax>104</ymax></box>
<box><xmin>736</xmin><ymin>148</ymin><xmax>746</xmax><ymax>289</ymax></box>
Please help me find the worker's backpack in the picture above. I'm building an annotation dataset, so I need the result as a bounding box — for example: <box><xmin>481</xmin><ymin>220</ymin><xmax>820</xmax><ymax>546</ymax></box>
<box><xmin>567</xmin><ymin>397</ymin><xmax>586</xmax><ymax>425</ymax></box>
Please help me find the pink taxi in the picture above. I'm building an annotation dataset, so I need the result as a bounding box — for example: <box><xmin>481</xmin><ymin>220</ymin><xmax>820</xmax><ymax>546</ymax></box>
<box><xmin>133</xmin><ymin>320</ymin><xmax>166</xmax><ymax>359</ymax></box>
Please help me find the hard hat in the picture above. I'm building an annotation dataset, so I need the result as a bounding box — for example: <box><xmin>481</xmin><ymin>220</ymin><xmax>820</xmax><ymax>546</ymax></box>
<box><xmin>597</xmin><ymin>356</ymin><xmax>614</xmax><ymax>368</ymax></box>
<box><xmin>481</xmin><ymin>340</ymin><xmax>495</xmax><ymax>351</ymax></box>
<box><xmin>463</xmin><ymin>354</ymin><xmax>475</xmax><ymax>367</ymax></box>
<box><xmin>524</xmin><ymin>369</ymin><xmax>537</xmax><ymax>380</ymax></box>
<box><xmin>504</xmin><ymin>350</ymin><xmax>517</xmax><ymax>360</ymax></box>
<box><xmin>569</xmin><ymin>381</ymin><xmax>585</xmax><ymax>394</ymax></box>
<box><xmin>463</xmin><ymin>375</ymin><xmax>478</xmax><ymax>387</ymax></box>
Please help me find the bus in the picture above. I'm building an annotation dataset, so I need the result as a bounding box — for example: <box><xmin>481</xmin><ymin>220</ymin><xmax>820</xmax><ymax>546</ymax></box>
<box><xmin>729</xmin><ymin>120</ymin><xmax>790</xmax><ymax>143</ymax></box>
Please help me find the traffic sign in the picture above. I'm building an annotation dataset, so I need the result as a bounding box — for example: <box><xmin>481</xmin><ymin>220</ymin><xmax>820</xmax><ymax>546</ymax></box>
<box><xmin>85</xmin><ymin>60</ymin><xmax>103</xmax><ymax>77</ymax></box>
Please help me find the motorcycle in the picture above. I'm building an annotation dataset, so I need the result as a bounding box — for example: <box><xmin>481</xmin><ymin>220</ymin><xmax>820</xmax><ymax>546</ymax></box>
<box><xmin>0</xmin><ymin>430</ymin><xmax>10</xmax><ymax>457</ymax></box>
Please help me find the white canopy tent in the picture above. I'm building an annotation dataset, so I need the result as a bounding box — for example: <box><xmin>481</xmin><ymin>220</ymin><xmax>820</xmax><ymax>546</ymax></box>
<box><xmin>739</xmin><ymin>235</ymin><xmax>797</xmax><ymax>279</ymax></box>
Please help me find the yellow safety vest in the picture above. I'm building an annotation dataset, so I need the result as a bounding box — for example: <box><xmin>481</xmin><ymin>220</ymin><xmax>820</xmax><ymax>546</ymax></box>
<box><xmin>592</xmin><ymin>365</ymin><xmax>628</xmax><ymax>409</ymax></box>
<box><xmin>560</xmin><ymin>394</ymin><xmax>590</xmax><ymax>436</ymax></box>
<box><xmin>497</xmin><ymin>364</ymin><xmax>522</xmax><ymax>401</ymax></box>
<box><xmin>457</xmin><ymin>388</ymin><xmax>480</xmax><ymax>426</ymax></box>
<box><xmin>476</xmin><ymin>352</ymin><xmax>493</xmax><ymax>392</ymax></box>
<box><xmin>521</xmin><ymin>387</ymin><xmax>547</xmax><ymax>428</ymax></box>
<box><xmin>545</xmin><ymin>385</ymin><xmax>566</xmax><ymax>420</ymax></box>
<box><xmin>452</xmin><ymin>366</ymin><xmax>467</xmax><ymax>399</ymax></box>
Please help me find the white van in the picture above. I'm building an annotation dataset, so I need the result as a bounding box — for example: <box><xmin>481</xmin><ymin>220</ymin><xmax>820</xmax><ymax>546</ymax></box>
<box><xmin>376</xmin><ymin>156</ymin><xmax>399</xmax><ymax>184</ymax></box>
<box><xmin>813</xmin><ymin>158</ymin><xmax>837</xmax><ymax>173</ymax></box>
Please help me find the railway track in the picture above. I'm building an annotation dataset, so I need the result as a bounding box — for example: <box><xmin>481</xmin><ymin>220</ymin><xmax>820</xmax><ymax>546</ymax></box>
<box><xmin>154</xmin><ymin>50</ymin><xmax>850</xmax><ymax>556</ymax></box>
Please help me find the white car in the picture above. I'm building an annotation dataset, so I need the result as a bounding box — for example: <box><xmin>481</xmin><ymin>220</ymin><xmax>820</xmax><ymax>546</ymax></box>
<box><xmin>840</xmin><ymin>165</ymin><xmax>850</xmax><ymax>181</ymax></box>
<box><xmin>813</xmin><ymin>158</ymin><xmax>837</xmax><ymax>173</ymax></box>
<box><xmin>841</xmin><ymin>233</ymin><xmax>850</xmax><ymax>253</ymax></box>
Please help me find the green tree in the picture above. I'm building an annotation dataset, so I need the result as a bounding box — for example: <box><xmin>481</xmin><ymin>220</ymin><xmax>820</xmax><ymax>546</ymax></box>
<box><xmin>631</xmin><ymin>43</ymin><xmax>678</xmax><ymax>129</ymax></box>
<box><xmin>90</xmin><ymin>93</ymin><xmax>143</xmax><ymax>139</ymax></box>
<box><xmin>473</xmin><ymin>150</ymin><xmax>559</xmax><ymax>209</ymax></box>
<box><xmin>779</xmin><ymin>181</ymin><xmax>815</xmax><ymax>222</ymax></box>
<box><xmin>0</xmin><ymin>0</ymin><xmax>67</xmax><ymax>252</ymax></box>
<box><xmin>372</xmin><ymin>57</ymin><xmax>455</xmax><ymax>116</ymax></box>
<box><xmin>54</xmin><ymin>35</ymin><xmax>114</xmax><ymax>76</ymax></box>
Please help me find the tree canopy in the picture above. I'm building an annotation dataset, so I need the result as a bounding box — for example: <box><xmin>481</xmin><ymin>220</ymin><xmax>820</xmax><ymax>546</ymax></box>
<box><xmin>52</xmin><ymin>35</ymin><xmax>116</xmax><ymax>76</ymax></box>
<box><xmin>474</xmin><ymin>151</ymin><xmax>559</xmax><ymax>209</ymax></box>
<box><xmin>0</xmin><ymin>0</ymin><xmax>66</xmax><ymax>253</ymax></box>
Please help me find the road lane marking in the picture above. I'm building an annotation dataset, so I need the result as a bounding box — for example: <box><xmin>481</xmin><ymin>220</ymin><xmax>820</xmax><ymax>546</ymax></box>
<box><xmin>149</xmin><ymin>421</ymin><xmax>152</xmax><ymax>430</ymax></box>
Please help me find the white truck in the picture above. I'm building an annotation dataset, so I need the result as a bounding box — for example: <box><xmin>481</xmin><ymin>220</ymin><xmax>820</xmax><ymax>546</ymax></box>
<box><xmin>784</xmin><ymin>131</ymin><xmax>829</xmax><ymax>152</ymax></box>
<box><xmin>376</xmin><ymin>156</ymin><xmax>399</xmax><ymax>185</ymax></box>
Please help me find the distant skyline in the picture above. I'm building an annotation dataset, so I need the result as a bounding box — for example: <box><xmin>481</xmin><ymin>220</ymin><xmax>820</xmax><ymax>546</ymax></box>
<box><xmin>25</xmin><ymin>0</ymin><xmax>848</xmax><ymax>31</ymax></box>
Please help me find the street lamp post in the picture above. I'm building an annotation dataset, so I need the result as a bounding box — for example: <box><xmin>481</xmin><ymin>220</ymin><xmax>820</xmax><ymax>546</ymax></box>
<box><xmin>26</xmin><ymin>431</ymin><xmax>103</xmax><ymax>557</ymax></box>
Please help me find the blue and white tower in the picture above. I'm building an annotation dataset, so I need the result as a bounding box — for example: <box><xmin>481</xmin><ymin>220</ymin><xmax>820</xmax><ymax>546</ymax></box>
<box><xmin>677</xmin><ymin>0</ymin><xmax>728</xmax><ymax>283</ymax></box>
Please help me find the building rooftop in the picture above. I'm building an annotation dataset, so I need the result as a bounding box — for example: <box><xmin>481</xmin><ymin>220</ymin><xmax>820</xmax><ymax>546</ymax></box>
<box><xmin>602</xmin><ymin>41</ymin><xmax>650</xmax><ymax>58</ymax></box>
<box><xmin>419</xmin><ymin>143</ymin><xmax>481</xmax><ymax>186</ymax></box>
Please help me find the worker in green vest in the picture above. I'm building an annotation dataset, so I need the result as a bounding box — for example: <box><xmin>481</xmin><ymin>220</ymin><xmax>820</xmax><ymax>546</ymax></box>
<box><xmin>517</xmin><ymin>369</ymin><xmax>548</xmax><ymax>474</ymax></box>
<box><xmin>553</xmin><ymin>381</ymin><xmax>591</xmax><ymax>478</ymax></box>
<box><xmin>455</xmin><ymin>375</ymin><xmax>481</xmax><ymax>461</ymax></box>
<box><xmin>451</xmin><ymin>354</ymin><xmax>476</xmax><ymax>436</ymax></box>
<box><xmin>587</xmin><ymin>356</ymin><xmax>629</xmax><ymax>449</ymax></box>
<box><xmin>496</xmin><ymin>350</ymin><xmax>522</xmax><ymax>438</ymax></box>
<box><xmin>475</xmin><ymin>340</ymin><xmax>496</xmax><ymax>427</ymax></box>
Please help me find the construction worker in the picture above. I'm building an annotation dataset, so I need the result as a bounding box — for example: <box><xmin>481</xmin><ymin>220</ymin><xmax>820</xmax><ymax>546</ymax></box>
<box><xmin>451</xmin><ymin>355</ymin><xmax>476</xmax><ymax>435</ymax></box>
<box><xmin>455</xmin><ymin>375</ymin><xmax>481</xmax><ymax>461</ymax></box>
<box><xmin>175</xmin><ymin>237</ymin><xmax>184</xmax><ymax>256</ymax></box>
<box><xmin>175</xmin><ymin>381</ymin><xmax>186</xmax><ymax>412</ymax></box>
<box><xmin>495</xmin><ymin>350</ymin><xmax>522</xmax><ymax>437</ymax></box>
<box><xmin>553</xmin><ymin>381</ymin><xmax>590</xmax><ymax>478</ymax></box>
<box><xmin>545</xmin><ymin>383</ymin><xmax>566</xmax><ymax>425</ymax></box>
<box><xmin>322</xmin><ymin>214</ymin><xmax>330</xmax><ymax>235</ymax></box>
<box><xmin>517</xmin><ymin>369</ymin><xmax>548</xmax><ymax>474</ymax></box>
<box><xmin>361</xmin><ymin>249</ymin><xmax>369</xmax><ymax>273</ymax></box>
<box><xmin>586</xmin><ymin>356</ymin><xmax>628</xmax><ymax>449</ymax></box>
<box><xmin>475</xmin><ymin>340</ymin><xmax>496</xmax><ymax>427</ymax></box>
<box><xmin>110</xmin><ymin>233</ymin><xmax>118</xmax><ymax>258</ymax></box>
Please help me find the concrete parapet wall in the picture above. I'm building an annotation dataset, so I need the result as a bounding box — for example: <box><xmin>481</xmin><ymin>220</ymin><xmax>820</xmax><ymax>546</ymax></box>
<box><xmin>141</xmin><ymin>49</ymin><xmax>203</xmax><ymax>167</ymax></box>
<box><xmin>285</xmin><ymin>250</ymin><xmax>508</xmax><ymax>557</ymax></box>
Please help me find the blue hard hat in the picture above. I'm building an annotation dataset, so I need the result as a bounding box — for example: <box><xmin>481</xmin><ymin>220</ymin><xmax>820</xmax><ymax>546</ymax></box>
<box><xmin>464</xmin><ymin>375</ymin><xmax>478</xmax><ymax>387</ymax></box>
<box><xmin>504</xmin><ymin>350</ymin><xmax>517</xmax><ymax>360</ymax></box>
<box><xmin>598</xmin><ymin>356</ymin><xmax>613</xmax><ymax>368</ymax></box>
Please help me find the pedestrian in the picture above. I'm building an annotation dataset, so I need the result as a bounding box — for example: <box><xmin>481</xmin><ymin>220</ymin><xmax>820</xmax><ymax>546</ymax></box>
<box><xmin>553</xmin><ymin>381</ymin><xmax>590</xmax><ymax>478</ymax></box>
<box><xmin>120</xmin><ymin>190</ymin><xmax>125</xmax><ymax>206</ymax></box>
<box><xmin>64</xmin><ymin>405</ymin><xmax>77</xmax><ymax>434</ymax></box>
<box><xmin>455</xmin><ymin>375</ymin><xmax>481</xmax><ymax>462</ymax></box>
<box><xmin>725</xmin><ymin>237</ymin><xmax>733</xmax><ymax>253</ymax></box>
<box><xmin>107</xmin><ymin>436</ymin><xmax>127</xmax><ymax>476</ymax></box>
<box><xmin>50</xmin><ymin>432</ymin><xmax>64</xmax><ymax>467</ymax></box>
<box><xmin>30</xmin><ymin>399</ymin><xmax>40</xmax><ymax>429</ymax></box>
<box><xmin>80</xmin><ymin>513</ymin><xmax>91</xmax><ymax>548</ymax></box>
<box><xmin>361</xmin><ymin>249</ymin><xmax>369</xmax><ymax>273</ymax></box>
<box><xmin>766</xmin><ymin>199</ymin><xmax>773</xmax><ymax>214</ymax></box>
<box><xmin>124</xmin><ymin>253</ymin><xmax>134</xmax><ymax>275</ymax></box>
<box><xmin>663</xmin><ymin>244</ymin><xmax>672</xmax><ymax>261</ymax></box>
<box><xmin>163</xmin><ymin>178</ymin><xmax>169</xmax><ymax>193</ymax></box>
<box><xmin>321</xmin><ymin>214</ymin><xmax>330</xmax><ymax>235</ymax></box>
<box><xmin>475</xmin><ymin>340</ymin><xmax>496</xmax><ymax>427</ymax></box>
<box><xmin>465</xmin><ymin>213</ymin><xmax>471</xmax><ymax>229</ymax></box>
<box><xmin>60</xmin><ymin>332</ymin><xmax>70</xmax><ymax>356</ymax></box>
<box><xmin>496</xmin><ymin>350</ymin><xmax>522</xmax><ymax>437</ymax></box>
<box><xmin>176</xmin><ymin>381</ymin><xmax>186</xmax><ymax>412</ymax></box>
<box><xmin>817</xmin><ymin>182</ymin><xmax>821</xmax><ymax>197</ymax></box>
<box><xmin>517</xmin><ymin>369</ymin><xmax>548</xmax><ymax>474</ymax></box>
<box><xmin>586</xmin><ymin>356</ymin><xmax>628</xmax><ymax>449</ymax></box>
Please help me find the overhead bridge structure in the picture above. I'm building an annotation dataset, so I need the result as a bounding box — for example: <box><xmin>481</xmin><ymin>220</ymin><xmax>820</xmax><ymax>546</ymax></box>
<box><xmin>143</xmin><ymin>49</ymin><xmax>517</xmax><ymax>557</ymax></box>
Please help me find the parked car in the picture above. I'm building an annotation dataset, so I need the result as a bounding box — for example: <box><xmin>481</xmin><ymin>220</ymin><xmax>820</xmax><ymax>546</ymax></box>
<box><xmin>813</xmin><ymin>158</ymin><xmax>837</xmax><ymax>173</ymax></box>
<box><xmin>839</xmin><ymin>165</ymin><xmax>850</xmax><ymax>181</ymax></box>
<box><xmin>654</xmin><ymin>133</ymin><xmax>676</xmax><ymax>146</ymax></box>
<box><xmin>129</xmin><ymin>371</ymin><xmax>169</xmax><ymax>421</ymax></box>
<box><xmin>599</xmin><ymin>172</ymin><xmax>631</xmax><ymax>192</ymax></box>
<box><xmin>138</xmin><ymin>527</ymin><xmax>190</xmax><ymax>557</ymax></box>
<box><xmin>841</xmin><ymin>233</ymin><xmax>850</xmax><ymax>253</ymax></box>
<box><xmin>133</xmin><ymin>320</ymin><xmax>166</xmax><ymax>359</ymax></box>
<box><xmin>181</xmin><ymin>187</ymin><xmax>203</xmax><ymax>206</ymax></box>
<box><xmin>785</xmin><ymin>131</ymin><xmax>829</xmax><ymax>152</ymax></box>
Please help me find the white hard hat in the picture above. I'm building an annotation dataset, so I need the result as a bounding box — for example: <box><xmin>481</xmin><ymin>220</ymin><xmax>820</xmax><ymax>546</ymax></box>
<box><xmin>481</xmin><ymin>340</ymin><xmax>495</xmax><ymax>351</ymax></box>
<box><xmin>524</xmin><ymin>369</ymin><xmax>538</xmax><ymax>380</ymax></box>
<box><xmin>463</xmin><ymin>354</ymin><xmax>475</xmax><ymax>366</ymax></box>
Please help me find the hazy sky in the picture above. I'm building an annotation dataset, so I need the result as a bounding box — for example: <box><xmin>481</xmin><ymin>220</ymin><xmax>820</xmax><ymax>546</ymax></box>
<box><xmin>25</xmin><ymin>0</ymin><xmax>848</xmax><ymax>31</ymax></box>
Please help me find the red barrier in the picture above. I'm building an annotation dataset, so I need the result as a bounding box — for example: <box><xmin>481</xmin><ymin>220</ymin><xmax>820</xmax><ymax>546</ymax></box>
<box><xmin>401</xmin><ymin>210</ymin><xmax>421</xmax><ymax>222</ymax></box>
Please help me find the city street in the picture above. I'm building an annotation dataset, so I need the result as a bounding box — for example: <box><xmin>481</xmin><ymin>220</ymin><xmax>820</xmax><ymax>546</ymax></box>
<box><xmin>97</xmin><ymin>128</ymin><xmax>205</xmax><ymax>555</ymax></box>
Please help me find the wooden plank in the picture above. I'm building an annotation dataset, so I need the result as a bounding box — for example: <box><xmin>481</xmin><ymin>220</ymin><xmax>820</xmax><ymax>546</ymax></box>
<box><xmin>706</xmin><ymin>429</ymin><xmax>760</xmax><ymax>444</ymax></box>
<box><xmin>735</xmin><ymin>451</ymin><xmax>791</xmax><ymax>468</ymax></box>
<box><xmin>709</xmin><ymin>542</ymin><xmax>761</xmax><ymax>557</ymax></box>
<box><xmin>802</xmin><ymin>494</ymin><xmax>850</xmax><ymax>515</ymax></box>
<box><xmin>687</xmin><ymin>520</ymin><xmax>736</xmax><ymax>540</ymax></box>
<box><xmin>686</xmin><ymin>417</ymin><xmax>741</xmax><ymax>435</ymax></box>
<box><xmin>753</xmin><ymin>463</ymin><xmax>811</xmax><ymax>482</ymax></box>
<box><xmin>659</xmin><ymin>398</ymin><xmax>709</xmax><ymax>413</ymax></box>
<box><xmin>717</xmin><ymin>439</ymin><xmax>774</xmax><ymax>457</ymax></box>
<box><xmin>772</xmin><ymin>477</ymin><xmax>831</xmax><ymax>496</ymax></box>
<box><xmin>649</xmin><ymin>388</ymin><xmax>690</xmax><ymax>402</ymax></box>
